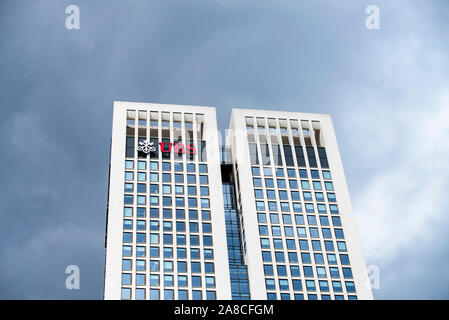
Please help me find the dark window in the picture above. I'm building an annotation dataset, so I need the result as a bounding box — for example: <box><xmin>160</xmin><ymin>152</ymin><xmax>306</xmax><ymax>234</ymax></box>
<box><xmin>283</xmin><ymin>144</ymin><xmax>294</xmax><ymax>167</ymax></box>
<box><xmin>260</xmin><ymin>144</ymin><xmax>271</xmax><ymax>165</ymax></box>
<box><xmin>198</xmin><ymin>140</ymin><xmax>207</xmax><ymax>162</ymax></box>
<box><xmin>294</xmin><ymin>146</ymin><xmax>306</xmax><ymax>167</ymax></box>
<box><xmin>249</xmin><ymin>143</ymin><xmax>259</xmax><ymax>165</ymax></box>
<box><xmin>126</xmin><ymin>136</ymin><xmax>134</xmax><ymax>158</ymax></box>
<box><xmin>187</xmin><ymin>140</ymin><xmax>195</xmax><ymax>161</ymax></box>
<box><xmin>150</xmin><ymin>138</ymin><xmax>158</xmax><ymax>158</ymax></box>
<box><xmin>306</xmin><ymin>147</ymin><xmax>317</xmax><ymax>168</ymax></box>
<box><xmin>317</xmin><ymin>147</ymin><xmax>329</xmax><ymax>168</ymax></box>
<box><xmin>272</xmin><ymin>145</ymin><xmax>283</xmax><ymax>166</ymax></box>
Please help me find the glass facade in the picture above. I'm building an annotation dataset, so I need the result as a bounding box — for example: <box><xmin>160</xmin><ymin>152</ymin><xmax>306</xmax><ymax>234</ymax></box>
<box><xmin>223</xmin><ymin>183</ymin><xmax>250</xmax><ymax>300</ymax></box>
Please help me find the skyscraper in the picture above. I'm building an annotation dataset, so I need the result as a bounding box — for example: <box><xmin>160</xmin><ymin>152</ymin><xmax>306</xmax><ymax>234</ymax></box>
<box><xmin>104</xmin><ymin>101</ymin><xmax>373</xmax><ymax>300</ymax></box>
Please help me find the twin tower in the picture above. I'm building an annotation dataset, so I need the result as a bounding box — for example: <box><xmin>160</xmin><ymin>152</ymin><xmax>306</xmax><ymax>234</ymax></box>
<box><xmin>104</xmin><ymin>101</ymin><xmax>373</xmax><ymax>300</ymax></box>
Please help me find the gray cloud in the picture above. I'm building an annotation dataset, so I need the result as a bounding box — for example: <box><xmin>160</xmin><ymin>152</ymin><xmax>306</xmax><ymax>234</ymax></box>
<box><xmin>0</xmin><ymin>0</ymin><xmax>448</xmax><ymax>299</ymax></box>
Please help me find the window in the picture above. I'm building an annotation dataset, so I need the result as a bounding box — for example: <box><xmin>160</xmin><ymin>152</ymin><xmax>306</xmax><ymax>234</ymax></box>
<box><xmin>316</xmin><ymin>267</ymin><xmax>326</xmax><ymax>278</ymax></box>
<box><xmin>318</xmin><ymin>147</ymin><xmax>329</xmax><ymax>168</ymax></box>
<box><xmin>299</xmin><ymin>240</ymin><xmax>309</xmax><ymax>250</ymax></box>
<box><xmin>136</xmin><ymin>274</ymin><xmax>145</xmax><ymax>286</ymax></box>
<box><xmin>264</xmin><ymin>167</ymin><xmax>273</xmax><ymax>176</ymax></box>
<box><xmin>289</xmin><ymin>179</ymin><xmax>298</xmax><ymax>189</ymax></box>
<box><xmin>124</xmin><ymin>183</ymin><xmax>133</xmax><ymax>192</ymax></box>
<box><xmin>178</xmin><ymin>275</ymin><xmax>188</xmax><ymax>287</ymax></box>
<box><xmin>295</xmin><ymin>146</ymin><xmax>306</xmax><ymax>167</ymax></box>
<box><xmin>340</xmin><ymin>254</ymin><xmax>350</xmax><ymax>265</ymax></box>
<box><xmin>279</xmin><ymin>279</ymin><xmax>289</xmax><ymax>291</ymax></box>
<box><xmin>278</xmin><ymin>191</ymin><xmax>288</xmax><ymax>201</ymax></box>
<box><xmin>330</xmin><ymin>204</ymin><xmax>339</xmax><ymax>213</ymax></box>
<box><xmin>267</xmin><ymin>293</ymin><xmax>277</xmax><ymax>300</ymax></box>
<box><xmin>205</xmin><ymin>276</ymin><xmax>215</xmax><ymax>288</ymax></box>
<box><xmin>325</xmin><ymin>181</ymin><xmax>334</xmax><ymax>191</ymax></box>
<box><xmin>295</xmin><ymin>214</ymin><xmax>305</xmax><ymax>225</ymax></box>
<box><xmin>288</xmin><ymin>252</ymin><xmax>298</xmax><ymax>263</ymax></box>
<box><xmin>136</xmin><ymin>233</ymin><xmax>145</xmax><ymax>243</ymax></box>
<box><xmin>314</xmin><ymin>253</ymin><xmax>324</xmax><ymax>264</ymax></box>
<box><xmin>337</xmin><ymin>241</ymin><xmax>347</xmax><ymax>252</ymax></box>
<box><xmin>203</xmin><ymin>235</ymin><xmax>213</xmax><ymax>246</ymax></box>
<box><xmin>124</xmin><ymin>195</ymin><xmax>133</xmax><ymax>205</ymax></box>
<box><xmin>262</xmin><ymin>251</ymin><xmax>272</xmax><ymax>262</ymax></box>
<box><xmin>320</xmin><ymin>216</ymin><xmax>330</xmax><ymax>226</ymax></box>
<box><xmin>123</xmin><ymin>232</ymin><xmax>132</xmax><ymax>243</ymax></box>
<box><xmin>332</xmin><ymin>216</ymin><xmax>342</xmax><ymax>226</ymax></box>
<box><xmin>345</xmin><ymin>281</ymin><xmax>356</xmax><ymax>293</ymax></box>
<box><xmin>264</xmin><ymin>265</ymin><xmax>274</xmax><ymax>276</ymax></box>
<box><xmin>177</xmin><ymin>290</ymin><xmax>188</xmax><ymax>300</ymax></box>
<box><xmin>260</xmin><ymin>238</ymin><xmax>270</xmax><ymax>249</ymax></box>
<box><xmin>150</xmin><ymin>260</ymin><xmax>159</xmax><ymax>272</ymax></box>
<box><xmin>122</xmin><ymin>246</ymin><xmax>131</xmax><ymax>257</ymax></box>
<box><xmin>150</xmin><ymin>289</ymin><xmax>159</xmax><ymax>300</ymax></box>
<box><xmin>306</xmin><ymin>280</ymin><xmax>316</xmax><ymax>292</ymax></box>
<box><xmin>124</xmin><ymin>207</ymin><xmax>133</xmax><ymax>217</ymax></box>
<box><xmin>293</xmin><ymin>203</ymin><xmax>302</xmax><ymax>213</ymax></box>
<box><xmin>292</xmin><ymin>279</ymin><xmax>302</xmax><ymax>291</ymax></box>
<box><xmin>305</xmin><ymin>203</ymin><xmax>314</xmax><ymax>213</ymax></box>
<box><xmin>330</xmin><ymin>267</ymin><xmax>340</xmax><ymax>278</ymax></box>
<box><xmin>291</xmin><ymin>191</ymin><xmax>300</xmax><ymax>201</ymax></box>
<box><xmin>301</xmin><ymin>180</ymin><xmax>310</xmax><ymax>190</ymax></box>
<box><xmin>137</xmin><ymin>172</ymin><xmax>146</xmax><ymax>181</ymax></box>
<box><xmin>122</xmin><ymin>259</ymin><xmax>131</xmax><ymax>271</ymax></box>
<box><xmin>310</xmin><ymin>228</ymin><xmax>320</xmax><ymax>238</ymax></box>
<box><xmin>327</xmin><ymin>254</ymin><xmax>337</xmax><ymax>264</ymax></box>
<box><xmin>335</xmin><ymin>229</ymin><xmax>345</xmax><ymax>239</ymax></box>
<box><xmin>297</xmin><ymin>227</ymin><xmax>307</xmax><ymax>237</ymax></box>
<box><xmin>277</xmin><ymin>179</ymin><xmax>286</xmax><ymax>188</ymax></box>
<box><xmin>276</xmin><ymin>168</ymin><xmax>284</xmax><ymax>177</ymax></box>
<box><xmin>122</xmin><ymin>273</ymin><xmax>131</xmax><ymax>285</ymax></box>
<box><xmin>327</xmin><ymin>193</ymin><xmax>336</xmax><ymax>202</ymax></box>
<box><xmin>191</xmin><ymin>276</ymin><xmax>202</xmax><ymax>287</ymax></box>
<box><xmin>253</xmin><ymin>178</ymin><xmax>262</xmax><ymax>187</ymax></box>
<box><xmin>303</xmin><ymin>192</ymin><xmax>312</xmax><ymax>201</ymax></box>
<box><xmin>322</xmin><ymin>228</ymin><xmax>332</xmax><ymax>239</ymax></box>
<box><xmin>121</xmin><ymin>288</ymin><xmax>131</xmax><ymax>300</ymax></box>
<box><xmin>332</xmin><ymin>281</ymin><xmax>343</xmax><ymax>292</ymax></box>
<box><xmin>125</xmin><ymin>160</ymin><xmax>133</xmax><ymax>169</ymax></box>
<box><xmin>313</xmin><ymin>181</ymin><xmax>322</xmax><ymax>190</ymax></box>
<box><xmin>205</xmin><ymin>262</ymin><xmax>214</xmax><ymax>274</ymax></box>
<box><xmin>252</xmin><ymin>166</ymin><xmax>260</xmax><ymax>176</ymax></box>
<box><xmin>343</xmin><ymin>267</ymin><xmax>353</xmax><ymax>279</ymax></box>
<box><xmin>125</xmin><ymin>171</ymin><xmax>133</xmax><ymax>181</ymax></box>
<box><xmin>178</xmin><ymin>261</ymin><xmax>187</xmax><ymax>273</ymax></box>
<box><xmin>319</xmin><ymin>280</ymin><xmax>329</xmax><ymax>292</ymax></box>
<box><xmin>249</xmin><ymin>143</ymin><xmax>259</xmax><ymax>165</ymax></box>
<box><xmin>265</xmin><ymin>279</ymin><xmax>276</xmax><ymax>290</ymax></box>
<box><xmin>149</xmin><ymin>247</ymin><xmax>159</xmax><ymax>258</ymax></box>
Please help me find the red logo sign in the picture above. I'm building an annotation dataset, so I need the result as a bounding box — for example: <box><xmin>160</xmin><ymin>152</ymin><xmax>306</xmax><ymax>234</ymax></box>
<box><xmin>159</xmin><ymin>142</ymin><xmax>196</xmax><ymax>154</ymax></box>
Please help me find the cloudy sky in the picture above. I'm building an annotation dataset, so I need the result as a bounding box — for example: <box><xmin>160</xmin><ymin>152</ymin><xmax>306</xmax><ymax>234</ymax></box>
<box><xmin>1</xmin><ymin>0</ymin><xmax>448</xmax><ymax>299</ymax></box>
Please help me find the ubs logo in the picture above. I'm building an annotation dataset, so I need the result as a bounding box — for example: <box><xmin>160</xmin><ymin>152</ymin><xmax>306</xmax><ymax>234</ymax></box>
<box><xmin>137</xmin><ymin>140</ymin><xmax>156</xmax><ymax>153</ymax></box>
<box><xmin>137</xmin><ymin>139</ymin><xmax>196</xmax><ymax>155</ymax></box>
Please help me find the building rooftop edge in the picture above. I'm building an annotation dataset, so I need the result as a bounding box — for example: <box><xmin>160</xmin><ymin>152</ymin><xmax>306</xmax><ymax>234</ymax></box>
<box><xmin>113</xmin><ymin>100</ymin><xmax>216</xmax><ymax>111</ymax></box>
<box><xmin>230</xmin><ymin>107</ymin><xmax>332</xmax><ymax>118</ymax></box>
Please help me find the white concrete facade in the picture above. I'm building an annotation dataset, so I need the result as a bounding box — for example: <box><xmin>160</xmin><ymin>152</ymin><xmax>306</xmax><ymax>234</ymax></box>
<box><xmin>225</xmin><ymin>108</ymin><xmax>373</xmax><ymax>300</ymax></box>
<box><xmin>104</xmin><ymin>101</ymin><xmax>231</xmax><ymax>300</ymax></box>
